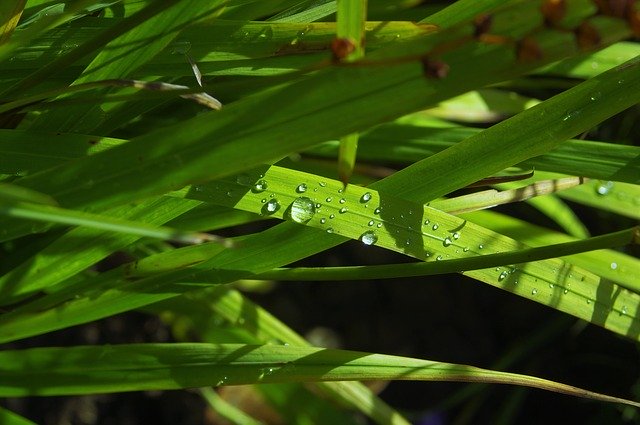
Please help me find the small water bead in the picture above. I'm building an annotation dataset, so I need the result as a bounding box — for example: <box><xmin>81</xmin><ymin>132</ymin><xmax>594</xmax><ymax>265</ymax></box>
<box><xmin>374</xmin><ymin>207</ymin><xmax>382</xmax><ymax>214</ymax></box>
<box><xmin>360</xmin><ymin>230</ymin><xmax>378</xmax><ymax>245</ymax></box>
<box><xmin>339</xmin><ymin>207</ymin><xmax>348</xmax><ymax>214</ymax></box>
<box><xmin>423</xmin><ymin>219</ymin><xmax>430</xmax><ymax>225</ymax></box>
<box><xmin>226</xmin><ymin>191</ymin><xmax>233</xmax><ymax>197</ymax></box>
<box><xmin>320</xmin><ymin>218</ymin><xmax>327</xmax><ymax>224</ymax></box>
<box><xmin>193</xmin><ymin>185</ymin><xmax>203</xmax><ymax>192</ymax></box>
<box><xmin>326</xmin><ymin>197</ymin><xmax>332</xmax><ymax>202</ymax></box>
<box><xmin>329</xmin><ymin>214</ymin><xmax>335</xmax><ymax>219</ymax></box>
<box><xmin>339</xmin><ymin>198</ymin><xmax>346</xmax><ymax>204</ymax></box>
<box><xmin>319</xmin><ymin>181</ymin><xmax>327</xmax><ymax>187</ymax></box>
<box><xmin>596</xmin><ymin>180</ymin><xmax>614</xmax><ymax>195</ymax></box>
<box><xmin>253</xmin><ymin>179</ymin><xmax>268</xmax><ymax>192</ymax></box>
<box><xmin>296</xmin><ymin>183</ymin><xmax>308</xmax><ymax>193</ymax></box>
<box><xmin>337</xmin><ymin>188</ymin><xmax>343</xmax><ymax>193</ymax></box>
<box><xmin>315</xmin><ymin>203</ymin><xmax>321</xmax><ymax>209</ymax></box>
<box><xmin>376</xmin><ymin>223</ymin><xmax>383</xmax><ymax>228</ymax></box>
<box><xmin>289</xmin><ymin>197</ymin><xmax>316</xmax><ymax>223</ymax></box>
<box><xmin>326</xmin><ymin>227</ymin><xmax>334</xmax><ymax>233</ymax></box>
<box><xmin>265</xmin><ymin>199</ymin><xmax>279</xmax><ymax>213</ymax></box>
<box><xmin>621</xmin><ymin>305</ymin><xmax>628</xmax><ymax>315</ymax></box>
<box><xmin>452</xmin><ymin>232</ymin><xmax>460</xmax><ymax>240</ymax></box>
<box><xmin>261</xmin><ymin>198</ymin><xmax>267</xmax><ymax>203</ymax></box>
<box><xmin>498</xmin><ymin>271</ymin><xmax>508</xmax><ymax>281</ymax></box>
<box><xmin>478</xmin><ymin>244</ymin><xmax>484</xmax><ymax>249</ymax></box>
<box><xmin>236</xmin><ymin>174</ymin><xmax>251</xmax><ymax>186</ymax></box>
<box><xmin>368</xmin><ymin>220</ymin><xmax>374</xmax><ymax>226</ymax></box>
<box><xmin>443</xmin><ymin>237</ymin><xmax>452</xmax><ymax>247</ymax></box>
<box><xmin>531</xmin><ymin>288</ymin><xmax>538</xmax><ymax>295</ymax></box>
<box><xmin>563</xmin><ymin>288</ymin><xmax>569</xmax><ymax>294</ymax></box>
<box><xmin>463</xmin><ymin>247</ymin><xmax>470</xmax><ymax>252</ymax></box>
<box><xmin>361</xmin><ymin>192</ymin><xmax>372</xmax><ymax>202</ymax></box>
<box><xmin>436</xmin><ymin>255</ymin><xmax>443</xmax><ymax>261</ymax></box>
<box><xmin>432</xmin><ymin>224</ymin><xmax>439</xmax><ymax>231</ymax></box>
<box><xmin>610</xmin><ymin>262</ymin><xmax>618</xmax><ymax>270</ymax></box>
<box><xmin>586</xmin><ymin>299</ymin><xmax>591</xmax><ymax>305</ymax></box>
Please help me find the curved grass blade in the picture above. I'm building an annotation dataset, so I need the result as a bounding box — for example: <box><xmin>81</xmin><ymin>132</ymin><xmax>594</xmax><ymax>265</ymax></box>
<box><xmin>465</xmin><ymin>210</ymin><xmax>640</xmax><ymax>292</ymax></box>
<box><xmin>0</xmin><ymin>343</ymin><xmax>637</xmax><ymax>408</ymax></box>
<box><xmin>152</xmin><ymin>287</ymin><xmax>411</xmax><ymax>425</ymax></box>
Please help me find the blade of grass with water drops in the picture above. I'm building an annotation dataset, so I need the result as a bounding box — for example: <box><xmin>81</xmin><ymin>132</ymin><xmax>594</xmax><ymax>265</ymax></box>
<box><xmin>464</xmin><ymin>210</ymin><xmax>640</xmax><ymax>292</ymax></box>
<box><xmin>558</xmin><ymin>179</ymin><xmax>640</xmax><ymax>220</ymax></box>
<box><xmin>176</xmin><ymin>163</ymin><xmax>640</xmax><ymax>339</ymax></box>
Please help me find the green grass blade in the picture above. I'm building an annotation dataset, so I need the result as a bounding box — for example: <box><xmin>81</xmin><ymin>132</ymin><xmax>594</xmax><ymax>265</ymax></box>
<box><xmin>0</xmin><ymin>343</ymin><xmax>637</xmax><ymax>408</ymax></box>
<box><xmin>0</xmin><ymin>198</ymin><xmax>230</xmax><ymax>245</ymax></box>
<box><xmin>152</xmin><ymin>287</ymin><xmax>411</xmax><ymax>425</ymax></box>
<box><xmin>558</xmin><ymin>179</ymin><xmax>640</xmax><ymax>219</ymax></box>
<box><xmin>336</xmin><ymin>0</ymin><xmax>366</xmax><ymax>185</ymax></box>
<box><xmin>465</xmin><ymin>210</ymin><xmax>640</xmax><ymax>292</ymax></box>
<box><xmin>0</xmin><ymin>406</ymin><xmax>35</xmax><ymax>425</ymax></box>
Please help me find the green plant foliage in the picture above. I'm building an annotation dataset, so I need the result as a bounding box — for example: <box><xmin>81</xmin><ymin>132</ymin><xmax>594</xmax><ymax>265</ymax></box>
<box><xmin>0</xmin><ymin>0</ymin><xmax>639</xmax><ymax>423</ymax></box>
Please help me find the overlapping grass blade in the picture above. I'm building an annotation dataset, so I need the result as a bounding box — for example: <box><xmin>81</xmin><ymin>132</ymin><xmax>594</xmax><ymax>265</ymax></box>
<box><xmin>0</xmin><ymin>343</ymin><xmax>638</xmax><ymax>408</ymax></box>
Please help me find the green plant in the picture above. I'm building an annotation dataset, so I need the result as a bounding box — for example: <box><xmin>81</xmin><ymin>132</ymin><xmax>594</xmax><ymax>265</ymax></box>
<box><xmin>0</xmin><ymin>0</ymin><xmax>639</xmax><ymax>423</ymax></box>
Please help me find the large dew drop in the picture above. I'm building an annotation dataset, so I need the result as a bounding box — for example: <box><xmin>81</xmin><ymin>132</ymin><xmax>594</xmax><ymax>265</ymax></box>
<box><xmin>360</xmin><ymin>230</ymin><xmax>378</xmax><ymax>246</ymax></box>
<box><xmin>289</xmin><ymin>197</ymin><xmax>316</xmax><ymax>223</ymax></box>
<box><xmin>253</xmin><ymin>179</ymin><xmax>268</xmax><ymax>193</ymax></box>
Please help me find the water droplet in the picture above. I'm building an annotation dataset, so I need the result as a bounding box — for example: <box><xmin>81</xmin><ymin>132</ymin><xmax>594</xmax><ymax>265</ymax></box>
<box><xmin>337</xmin><ymin>188</ymin><xmax>343</xmax><ymax>193</ymax></box>
<box><xmin>586</xmin><ymin>299</ymin><xmax>591</xmax><ymax>305</ymax></box>
<box><xmin>376</xmin><ymin>223</ymin><xmax>382</xmax><ymax>228</ymax></box>
<box><xmin>361</xmin><ymin>230</ymin><xmax>378</xmax><ymax>245</ymax></box>
<box><xmin>610</xmin><ymin>262</ymin><xmax>618</xmax><ymax>270</ymax></box>
<box><xmin>329</xmin><ymin>214</ymin><xmax>335</xmax><ymax>219</ymax></box>
<box><xmin>498</xmin><ymin>271</ymin><xmax>508</xmax><ymax>281</ymax></box>
<box><xmin>289</xmin><ymin>197</ymin><xmax>316</xmax><ymax>223</ymax></box>
<box><xmin>423</xmin><ymin>219</ymin><xmax>430</xmax><ymax>225</ymax></box>
<box><xmin>315</xmin><ymin>203</ymin><xmax>321</xmax><ymax>209</ymax></box>
<box><xmin>531</xmin><ymin>288</ymin><xmax>538</xmax><ymax>295</ymax></box>
<box><xmin>339</xmin><ymin>198</ymin><xmax>346</xmax><ymax>204</ymax></box>
<box><xmin>463</xmin><ymin>247</ymin><xmax>469</xmax><ymax>252</ymax></box>
<box><xmin>621</xmin><ymin>305</ymin><xmax>628</xmax><ymax>315</ymax></box>
<box><xmin>562</xmin><ymin>110</ymin><xmax>581</xmax><ymax>121</ymax></box>
<box><xmin>563</xmin><ymin>288</ymin><xmax>569</xmax><ymax>294</ymax></box>
<box><xmin>452</xmin><ymin>232</ymin><xmax>460</xmax><ymax>240</ymax></box>
<box><xmin>194</xmin><ymin>185</ymin><xmax>203</xmax><ymax>192</ymax></box>
<box><xmin>478</xmin><ymin>244</ymin><xmax>484</xmax><ymax>249</ymax></box>
<box><xmin>596</xmin><ymin>180</ymin><xmax>614</xmax><ymax>195</ymax></box>
<box><xmin>261</xmin><ymin>198</ymin><xmax>267</xmax><ymax>203</ymax></box>
<box><xmin>265</xmin><ymin>199</ymin><xmax>279</xmax><ymax>213</ymax></box>
<box><xmin>236</xmin><ymin>174</ymin><xmax>251</xmax><ymax>186</ymax></box>
<box><xmin>432</xmin><ymin>224</ymin><xmax>439</xmax><ymax>230</ymax></box>
<box><xmin>320</xmin><ymin>218</ymin><xmax>326</xmax><ymax>224</ymax></box>
<box><xmin>443</xmin><ymin>237</ymin><xmax>452</xmax><ymax>247</ymax></box>
<box><xmin>326</xmin><ymin>227</ymin><xmax>334</xmax><ymax>233</ymax></box>
<box><xmin>368</xmin><ymin>220</ymin><xmax>374</xmax><ymax>226</ymax></box>
<box><xmin>436</xmin><ymin>255</ymin><xmax>443</xmax><ymax>261</ymax></box>
<box><xmin>326</xmin><ymin>197</ymin><xmax>332</xmax><ymax>202</ymax></box>
<box><xmin>253</xmin><ymin>179</ymin><xmax>268</xmax><ymax>193</ymax></box>
<box><xmin>226</xmin><ymin>191</ymin><xmax>233</xmax><ymax>197</ymax></box>
<box><xmin>549</xmin><ymin>283</ymin><xmax>554</xmax><ymax>289</ymax></box>
<box><xmin>361</xmin><ymin>192</ymin><xmax>372</xmax><ymax>202</ymax></box>
<box><xmin>296</xmin><ymin>183</ymin><xmax>307</xmax><ymax>193</ymax></box>
<box><xmin>319</xmin><ymin>181</ymin><xmax>327</xmax><ymax>187</ymax></box>
<box><xmin>339</xmin><ymin>207</ymin><xmax>348</xmax><ymax>213</ymax></box>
